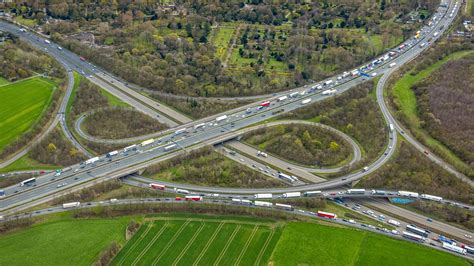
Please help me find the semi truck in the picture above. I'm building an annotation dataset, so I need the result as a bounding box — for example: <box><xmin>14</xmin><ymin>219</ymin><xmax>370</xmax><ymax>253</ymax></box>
<box><xmin>275</xmin><ymin>203</ymin><xmax>293</xmax><ymax>211</ymax></box>
<box><xmin>174</xmin><ymin>188</ymin><xmax>190</xmax><ymax>194</ymax></box>
<box><xmin>346</xmin><ymin>189</ymin><xmax>365</xmax><ymax>194</ymax></box>
<box><xmin>106</xmin><ymin>150</ymin><xmax>119</xmax><ymax>158</ymax></box>
<box><xmin>174</xmin><ymin>128</ymin><xmax>187</xmax><ymax>135</ymax></box>
<box><xmin>289</xmin><ymin>92</ymin><xmax>299</xmax><ymax>98</ymax></box>
<box><xmin>63</xmin><ymin>202</ymin><xmax>80</xmax><ymax>209</ymax></box>
<box><xmin>388</xmin><ymin>219</ymin><xmax>401</xmax><ymax>227</ymax></box>
<box><xmin>277</xmin><ymin>96</ymin><xmax>288</xmax><ymax>102</ymax></box>
<box><xmin>254</xmin><ymin>193</ymin><xmax>272</xmax><ymax>199</ymax></box>
<box><xmin>283</xmin><ymin>192</ymin><xmax>301</xmax><ymax>198</ymax></box>
<box><xmin>194</xmin><ymin>123</ymin><xmax>206</xmax><ymax>130</ymax></box>
<box><xmin>232</xmin><ymin>198</ymin><xmax>252</xmax><ymax>205</ymax></box>
<box><xmin>85</xmin><ymin>157</ymin><xmax>99</xmax><ymax>165</ymax></box>
<box><xmin>185</xmin><ymin>195</ymin><xmax>202</xmax><ymax>201</ymax></box>
<box><xmin>304</xmin><ymin>191</ymin><xmax>321</xmax><ymax>197</ymax></box>
<box><xmin>301</xmin><ymin>99</ymin><xmax>312</xmax><ymax>105</ymax></box>
<box><xmin>278</xmin><ymin>173</ymin><xmax>296</xmax><ymax>183</ymax></box>
<box><xmin>141</xmin><ymin>139</ymin><xmax>154</xmax><ymax>146</ymax></box>
<box><xmin>123</xmin><ymin>144</ymin><xmax>137</xmax><ymax>153</ymax></box>
<box><xmin>442</xmin><ymin>242</ymin><xmax>466</xmax><ymax>255</ymax></box>
<box><xmin>317</xmin><ymin>211</ymin><xmax>337</xmax><ymax>219</ymax></box>
<box><xmin>438</xmin><ymin>235</ymin><xmax>456</xmax><ymax>245</ymax></box>
<box><xmin>389</xmin><ymin>123</ymin><xmax>394</xmax><ymax>131</ymax></box>
<box><xmin>254</xmin><ymin>201</ymin><xmax>272</xmax><ymax>207</ymax></box>
<box><xmin>20</xmin><ymin>178</ymin><xmax>36</xmax><ymax>187</ymax></box>
<box><xmin>402</xmin><ymin>231</ymin><xmax>425</xmax><ymax>242</ymax></box>
<box><xmin>420</xmin><ymin>194</ymin><xmax>443</xmax><ymax>202</ymax></box>
<box><xmin>215</xmin><ymin>115</ymin><xmax>228</xmax><ymax>123</ymax></box>
<box><xmin>371</xmin><ymin>190</ymin><xmax>387</xmax><ymax>195</ymax></box>
<box><xmin>398</xmin><ymin>191</ymin><xmax>419</xmax><ymax>198</ymax></box>
<box><xmin>164</xmin><ymin>144</ymin><xmax>177</xmax><ymax>151</ymax></box>
<box><xmin>322</xmin><ymin>89</ymin><xmax>336</xmax><ymax>96</ymax></box>
<box><xmin>149</xmin><ymin>183</ymin><xmax>165</xmax><ymax>190</ymax></box>
<box><xmin>324</xmin><ymin>80</ymin><xmax>333</xmax><ymax>86</ymax></box>
<box><xmin>406</xmin><ymin>224</ymin><xmax>429</xmax><ymax>237</ymax></box>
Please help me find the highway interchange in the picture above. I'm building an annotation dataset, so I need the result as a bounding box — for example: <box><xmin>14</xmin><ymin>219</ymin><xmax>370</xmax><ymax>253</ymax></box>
<box><xmin>0</xmin><ymin>0</ymin><xmax>465</xmax><ymax>210</ymax></box>
<box><xmin>0</xmin><ymin>0</ymin><xmax>473</xmax><ymax>259</ymax></box>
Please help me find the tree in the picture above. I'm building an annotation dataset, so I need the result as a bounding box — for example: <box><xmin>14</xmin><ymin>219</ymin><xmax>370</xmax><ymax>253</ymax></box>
<box><xmin>69</xmin><ymin>148</ymin><xmax>79</xmax><ymax>157</ymax></box>
<box><xmin>294</xmin><ymin>138</ymin><xmax>304</xmax><ymax>148</ymax></box>
<box><xmin>302</xmin><ymin>130</ymin><xmax>312</xmax><ymax>144</ymax></box>
<box><xmin>47</xmin><ymin>143</ymin><xmax>57</xmax><ymax>153</ymax></box>
<box><xmin>329</xmin><ymin>141</ymin><xmax>340</xmax><ymax>152</ymax></box>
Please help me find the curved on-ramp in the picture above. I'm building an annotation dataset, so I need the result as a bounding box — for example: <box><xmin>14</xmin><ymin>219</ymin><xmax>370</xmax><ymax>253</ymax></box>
<box><xmin>227</xmin><ymin>120</ymin><xmax>362</xmax><ymax>174</ymax></box>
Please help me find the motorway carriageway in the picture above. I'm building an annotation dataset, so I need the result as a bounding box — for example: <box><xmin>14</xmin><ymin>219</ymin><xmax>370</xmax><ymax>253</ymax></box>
<box><xmin>2</xmin><ymin>197</ymin><xmax>473</xmax><ymax>260</ymax></box>
<box><xmin>123</xmin><ymin>177</ymin><xmax>474</xmax><ymax>244</ymax></box>
<box><xmin>123</xmin><ymin>176</ymin><xmax>474</xmax><ymax>212</ymax></box>
<box><xmin>0</xmin><ymin>1</ymin><xmax>461</xmax><ymax>213</ymax></box>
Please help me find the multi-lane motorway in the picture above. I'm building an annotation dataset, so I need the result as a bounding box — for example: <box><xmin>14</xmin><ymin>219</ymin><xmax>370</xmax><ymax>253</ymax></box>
<box><xmin>0</xmin><ymin>0</ymin><xmax>463</xmax><ymax>215</ymax></box>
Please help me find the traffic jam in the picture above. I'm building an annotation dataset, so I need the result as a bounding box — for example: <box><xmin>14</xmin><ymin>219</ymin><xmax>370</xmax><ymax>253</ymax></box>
<box><xmin>14</xmin><ymin>181</ymin><xmax>471</xmax><ymax>259</ymax></box>
<box><xmin>0</xmin><ymin>0</ymin><xmax>452</xmax><ymax>202</ymax></box>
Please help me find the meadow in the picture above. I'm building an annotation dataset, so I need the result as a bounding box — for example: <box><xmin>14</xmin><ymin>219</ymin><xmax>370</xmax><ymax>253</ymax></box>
<box><xmin>0</xmin><ymin>77</ymin><xmax>55</xmax><ymax>151</ymax></box>
<box><xmin>270</xmin><ymin>222</ymin><xmax>470</xmax><ymax>266</ymax></box>
<box><xmin>0</xmin><ymin>217</ymin><xmax>129</xmax><ymax>265</ymax></box>
<box><xmin>0</xmin><ymin>213</ymin><xmax>470</xmax><ymax>266</ymax></box>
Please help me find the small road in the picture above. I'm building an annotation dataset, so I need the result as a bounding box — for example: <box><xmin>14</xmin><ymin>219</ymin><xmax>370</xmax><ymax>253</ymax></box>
<box><xmin>73</xmin><ymin>110</ymin><xmax>166</xmax><ymax>145</ymax></box>
<box><xmin>0</xmin><ymin>60</ymin><xmax>92</xmax><ymax>169</ymax></box>
<box><xmin>376</xmin><ymin>66</ymin><xmax>474</xmax><ymax>187</ymax></box>
<box><xmin>227</xmin><ymin>121</ymin><xmax>362</xmax><ymax>174</ymax></box>
<box><xmin>0</xmin><ymin>19</ymin><xmax>188</xmax><ymax>127</ymax></box>
<box><xmin>59</xmin><ymin>71</ymin><xmax>93</xmax><ymax>158</ymax></box>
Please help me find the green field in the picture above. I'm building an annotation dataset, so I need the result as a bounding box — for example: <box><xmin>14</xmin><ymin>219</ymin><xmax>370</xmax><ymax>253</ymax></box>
<box><xmin>0</xmin><ymin>77</ymin><xmax>55</xmax><ymax>151</ymax></box>
<box><xmin>0</xmin><ymin>213</ymin><xmax>470</xmax><ymax>266</ymax></box>
<box><xmin>270</xmin><ymin>222</ymin><xmax>470</xmax><ymax>266</ymax></box>
<box><xmin>111</xmin><ymin>217</ymin><xmax>281</xmax><ymax>266</ymax></box>
<box><xmin>212</xmin><ymin>27</ymin><xmax>235</xmax><ymax>61</ymax></box>
<box><xmin>0</xmin><ymin>217</ymin><xmax>129</xmax><ymax>265</ymax></box>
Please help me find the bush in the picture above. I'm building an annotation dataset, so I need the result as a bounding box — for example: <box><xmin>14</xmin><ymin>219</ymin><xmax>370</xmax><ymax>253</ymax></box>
<box><xmin>30</xmin><ymin>128</ymin><xmax>87</xmax><ymax>166</ymax></box>
<box><xmin>83</xmin><ymin>108</ymin><xmax>167</xmax><ymax>139</ymax></box>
